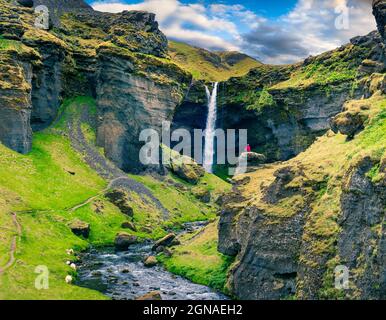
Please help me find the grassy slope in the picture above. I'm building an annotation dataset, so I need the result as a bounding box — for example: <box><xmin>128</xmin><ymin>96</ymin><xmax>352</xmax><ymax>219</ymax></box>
<box><xmin>168</xmin><ymin>41</ymin><xmax>261</xmax><ymax>82</ymax></box>
<box><xmin>0</xmin><ymin>97</ymin><xmax>231</xmax><ymax>300</ymax></box>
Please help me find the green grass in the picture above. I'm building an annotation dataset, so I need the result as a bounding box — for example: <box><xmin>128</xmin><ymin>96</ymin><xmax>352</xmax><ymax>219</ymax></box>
<box><xmin>0</xmin><ymin>96</ymin><xmax>231</xmax><ymax>299</ymax></box>
<box><xmin>158</xmin><ymin>221</ymin><xmax>233</xmax><ymax>292</ymax></box>
<box><xmin>168</xmin><ymin>40</ymin><xmax>261</xmax><ymax>82</ymax></box>
<box><xmin>271</xmin><ymin>44</ymin><xmax>368</xmax><ymax>90</ymax></box>
<box><xmin>0</xmin><ymin>132</ymin><xmax>114</xmax><ymax>299</ymax></box>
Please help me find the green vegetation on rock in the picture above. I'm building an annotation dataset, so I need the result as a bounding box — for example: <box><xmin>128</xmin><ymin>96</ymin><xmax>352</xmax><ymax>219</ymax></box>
<box><xmin>168</xmin><ymin>40</ymin><xmax>261</xmax><ymax>82</ymax></box>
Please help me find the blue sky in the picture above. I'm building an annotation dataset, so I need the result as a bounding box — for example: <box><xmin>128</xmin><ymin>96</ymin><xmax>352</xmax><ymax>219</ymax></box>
<box><xmin>159</xmin><ymin>0</ymin><xmax>298</xmax><ymax>17</ymax></box>
<box><xmin>89</xmin><ymin>0</ymin><xmax>375</xmax><ymax>64</ymax></box>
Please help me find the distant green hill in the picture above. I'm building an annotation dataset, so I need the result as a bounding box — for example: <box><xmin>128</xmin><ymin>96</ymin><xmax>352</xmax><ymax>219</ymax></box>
<box><xmin>168</xmin><ymin>40</ymin><xmax>261</xmax><ymax>82</ymax></box>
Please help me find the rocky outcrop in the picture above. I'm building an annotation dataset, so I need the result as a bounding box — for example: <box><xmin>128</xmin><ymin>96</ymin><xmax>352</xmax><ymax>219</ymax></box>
<box><xmin>330</xmin><ymin>100</ymin><xmax>370</xmax><ymax>139</ymax></box>
<box><xmin>33</xmin><ymin>0</ymin><xmax>93</xmax><ymax>27</ymax></box>
<box><xmin>105</xmin><ymin>188</ymin><xmax>134</xmax><ymax>217</ymax></box>
<box><xmin>0</xmin><ymin>40</ymin><xmax>40</xmax><ymax>153</ymax></box>
<box><xmin>373</xmin><ymin>0</ymin><xmax>386</xmax><ymax>39</ymax></box>
<box><xmin>335</xmin><ymin>156</ymin><xmax>385</xmax><ymax>299</ymax></box>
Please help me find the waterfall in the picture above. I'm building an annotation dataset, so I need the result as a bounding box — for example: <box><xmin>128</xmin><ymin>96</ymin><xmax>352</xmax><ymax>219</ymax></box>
<box><xmin>203</xmin><ymin>82</ymin><xmax>219</xmax><ymax>173</ymax></box>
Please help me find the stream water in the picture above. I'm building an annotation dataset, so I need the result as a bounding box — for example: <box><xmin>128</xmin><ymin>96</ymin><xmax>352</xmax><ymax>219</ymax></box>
<box><xmin>76</xmin><ymin>222</ymin><xmax>228</xmax><ymax>300</ymax></box>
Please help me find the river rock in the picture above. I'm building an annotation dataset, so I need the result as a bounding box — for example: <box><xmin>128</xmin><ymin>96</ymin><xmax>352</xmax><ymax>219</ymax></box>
<box><xmin>105</xmin><ymin>189</ymin><xmax>134</xmax><ymax>217</ymax></box>
<box><xmin>135</xmin><ymin>291</ymin><xmax>162</xmax><ymax>300</ymax></box>
<box><xmin>68</xmin><ymin>219</ymin><xmax>90</xmax><ymax>238</ymax></box>
<box><xmin>144</xmin><ymin>256</ymin><xmax>158</xmax><ymax>267</ymax></box>
<box><xmin>114</xmin><ymin>232</ymin><xmax>138</xmax><ymax>250</ymax></box>
<box><xmin>152</xmin><ymin>233</ymin><xmax>176</xmax><ymax>250</ymax></box>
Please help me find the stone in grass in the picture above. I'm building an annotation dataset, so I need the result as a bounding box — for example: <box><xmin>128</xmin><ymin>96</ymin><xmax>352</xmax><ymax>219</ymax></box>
<box><xmin>152</xmin><ymin>233</ymin><xmax>176</xmax><ymax>251</ymax></box>
<box><xmin>191</xmin><ymin>186</ymin><xmax>211</xmax><ymax>203</ymax></box>
<box><xmin>135</xmin><ymin>291</ymin><xmax>162</xmax><ymax>300</ymax></box>
<box><xmin>121</xmin><ymin>221</ymin><xmax>137</xmax><ymax>231</ymax></box>
<box><xmin>114</xmin><ymin>232</ymin><xmax>138</xmax><ymax>250</ymax></box>
<box><xmin>144</xmin><ymin>256</ymin><xmax>158</xmax><ymax>267</ymax></box>
<box><xmin>68</xmin><ymin>219</ymin><xmax>90</xmax><ymax>238</ymax></box>
<box><xmin>105</xmin><ymin>188</ymin><xmax>134</xmax><ymax>217</ymax></box>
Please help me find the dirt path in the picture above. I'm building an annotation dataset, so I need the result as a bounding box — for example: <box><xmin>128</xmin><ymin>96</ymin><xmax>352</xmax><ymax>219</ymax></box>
<box><xmin>0</xmin><ymin>213</ymin><xmax>22</xmax><ymax>274</ymax></box>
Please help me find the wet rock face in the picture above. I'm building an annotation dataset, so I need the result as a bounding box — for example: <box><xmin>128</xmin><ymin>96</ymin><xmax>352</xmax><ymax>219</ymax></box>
<box><xmin>96</xmin><ymin>52</ymin><xmax>190</xmax><ymax>172</ymax></box>
<box><xmin>30</xmin><ymin>45</ymin><xmax>65</xmax><ymax>130</ymax></box>
<box><xmin>0</xmin><ymin>53</ymin><xmax>35</xmax><ymax>154</ymax></box>
<box><xmin>337</xmin><ymin>156</ymin><xmax>386</xmax><ymax>299</ymax></box>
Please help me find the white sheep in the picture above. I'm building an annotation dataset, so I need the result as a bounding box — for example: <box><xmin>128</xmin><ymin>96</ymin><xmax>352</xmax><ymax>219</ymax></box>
<box><xmin>66</xmin><ymin>249</ymin><xmax>74</xmax><ymax>255</ymax></box>
<box><xmin>66</xmin><ymin>261</ymin><xmax>71</xmax><ymax>265</ymax></box>
<box><xmin>65</xmin><ymin>275</ymin><xmax>73</xmax><ymax>284</ymax></box>
<box><xmin>70</xmin><ymin>263</ymin><xmax>77</xmax><ymax>270</ymax></box>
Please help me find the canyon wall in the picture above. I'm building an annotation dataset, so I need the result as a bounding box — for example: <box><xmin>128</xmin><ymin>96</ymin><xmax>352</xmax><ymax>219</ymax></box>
<box><xmin>0</xmin><ymin>0</ymin><xmax>190</xmax><ymax>171</ymax></box>
<box><xmin>217</xmin><ymin>1</ymin><xmax>386</xmax><ymax>300</ymax></box>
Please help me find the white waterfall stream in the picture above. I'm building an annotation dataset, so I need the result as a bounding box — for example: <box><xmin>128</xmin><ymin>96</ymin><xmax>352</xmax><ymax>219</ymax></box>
<box><xmin>203</xmin><ymin>82</ymin><xmax>219</xmax><ymax>173</ymax></box>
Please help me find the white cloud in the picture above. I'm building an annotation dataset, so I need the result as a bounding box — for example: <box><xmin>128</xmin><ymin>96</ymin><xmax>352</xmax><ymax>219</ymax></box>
<box><xmin>242</xmin><ymin>0</ymin><xmax>376</xmax><ymax>64</ymax></box>
<box><xmin>90</xmin><ymin>0</ymin><xmax>376</xmax><ymax>64</ymax></box>
<box><xmin>91</xmin><ymin>0</ymin><xmax>242</xmax><ymax>51</ymax></box>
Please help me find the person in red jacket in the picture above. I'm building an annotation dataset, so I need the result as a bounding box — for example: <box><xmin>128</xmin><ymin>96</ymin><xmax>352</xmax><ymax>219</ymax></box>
<box><xmin>245</xmin><ymin>144</ymin><xmax>251</xmax><ymax>152</ymax></box>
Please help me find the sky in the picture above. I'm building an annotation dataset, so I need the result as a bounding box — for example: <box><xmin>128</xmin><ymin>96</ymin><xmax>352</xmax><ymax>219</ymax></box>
<box><xmin>88</xmin><ymin>0</ymin><xmax>376</xmax><ymax>64</ymax></box>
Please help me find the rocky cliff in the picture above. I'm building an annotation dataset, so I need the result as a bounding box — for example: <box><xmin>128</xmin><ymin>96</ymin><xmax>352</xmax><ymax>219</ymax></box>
<box><xmin>0</xmin><ymin>0</ymin><xmax>190</xmax><ymax>169</ymax></box>
<box><xmin>217</xmin><ymin>1</ymin><xmax>386</xmax><ymax>300</ymax></box>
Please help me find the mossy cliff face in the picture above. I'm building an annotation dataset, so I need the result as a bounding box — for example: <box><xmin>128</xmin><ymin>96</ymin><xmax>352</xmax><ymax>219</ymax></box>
<box><xmin>96</xmin><ymin>46</ymin><xmax>190</xmax><ymax>171</ymax></box>
<box><xmin>0</xmin><ymin>40</ymin><xmax>39</xmax><ymax>153</ymax></box>
<box><xmin>0</xmin><ymin>0</ymin><xmax>190</xmax><ymax>171</ymax></box>
<box><xmin>218</xmin><ymin>93</ymin><xmax>385</xmax><ymax>300</ymax></box>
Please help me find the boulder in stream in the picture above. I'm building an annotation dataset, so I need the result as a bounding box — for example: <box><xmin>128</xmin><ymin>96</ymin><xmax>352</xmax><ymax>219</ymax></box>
<box><xmin>144</xmin><ymin>256</ymin><xmax>158</xmax><ymax>267</ymax></box>
<box><xmin>114</xmin><ymin>232</ymin><xmax>138</xmax><ymax>250</ymax></box>
<box><xmin>152</xmin><ymin>233</ymin><xmax>176</xmax><ymax>251</ymax></box>
<box><xmin>135</xmin><ymin>291</ymin><xmax>162</xmax><ymax>300</ymax></box>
